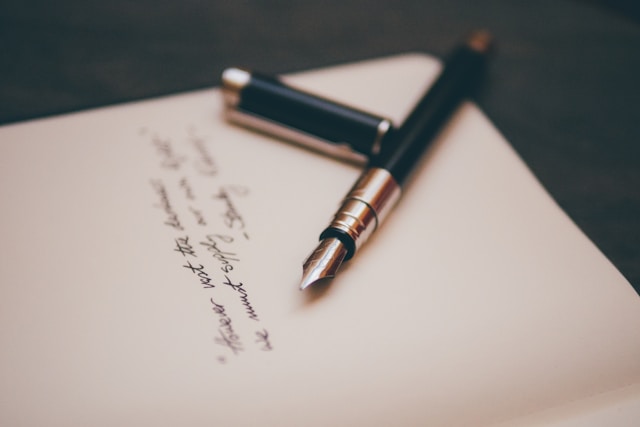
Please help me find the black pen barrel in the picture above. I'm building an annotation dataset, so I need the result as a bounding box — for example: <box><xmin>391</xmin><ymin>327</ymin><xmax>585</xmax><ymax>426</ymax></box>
<box><xmin>300</xmin><ymin>31</ymin><xmax>494</xmax><ymax>289</ymax></box>
<box><xmin>370</xmin><ymin>32</ymin><xmax>492</xmax><ymax>186</ymax></box>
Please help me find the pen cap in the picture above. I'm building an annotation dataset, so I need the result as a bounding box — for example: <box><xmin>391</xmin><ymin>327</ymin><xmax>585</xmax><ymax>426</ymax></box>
<box><xmin>222</xmin><ymin>68</ymin><xmax>392</xmax><ymax>164</ymax></box>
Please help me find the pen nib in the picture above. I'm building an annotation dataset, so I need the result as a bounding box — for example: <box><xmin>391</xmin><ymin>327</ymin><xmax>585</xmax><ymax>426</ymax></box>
<box><xmin>300</xmin><ymin>238</ymin><xmax>347</xmax><ymax>290</ymax></box>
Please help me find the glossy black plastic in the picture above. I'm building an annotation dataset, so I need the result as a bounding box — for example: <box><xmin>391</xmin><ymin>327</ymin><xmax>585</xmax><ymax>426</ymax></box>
<box><xmin>238</xmin><ymin>73</ymin><xmax>387</xmax><ymax>157</ymax></box>
<box><xmin>370</xmin><ymin>43</ymin><xmax>489</xmax><ymax>186</ymax></box>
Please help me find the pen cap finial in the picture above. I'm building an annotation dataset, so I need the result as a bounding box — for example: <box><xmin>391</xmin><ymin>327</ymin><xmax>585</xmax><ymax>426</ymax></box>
<box><xmin>466</xmin><ymin>30</ymin><xmax>494</xmax><ymax>55</ymax></box>
<box><xmin>221</xmin><ymin>68</ymin><xmax>251</xmax><ymax>107</ymax></box>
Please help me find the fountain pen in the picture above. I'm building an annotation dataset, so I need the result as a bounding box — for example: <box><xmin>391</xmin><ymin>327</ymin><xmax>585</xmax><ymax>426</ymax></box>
<box><xmin>300</xmin><ymin>31</ymin><xmax>493</xmax><ymax>290</ymax></box>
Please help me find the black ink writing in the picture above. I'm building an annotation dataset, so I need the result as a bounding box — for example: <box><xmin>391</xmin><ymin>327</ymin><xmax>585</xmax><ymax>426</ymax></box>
<box><xmin>189</xmin><ymin>128</ymin><xmax>218</xmax><ymax>176</ymax></box>
<box><xmin>151</xmin><ymin>180</ymin><xmax>184</xmax><ymax>231</ymax></box>
<box><xmin>200</xmin><ymin>234</ymin><xmax>239</xmax><ymax>273</ymax></box>
<box><xmin>223</xmin><ymin>275</ymin><xmax>259</xmax><ymax>322</ymax></box>
<box><xmin>144</xmin><ymin>128</ymin><xmax>273</xmax><ymax>360</ymax></box>
<box><xmin>211</xmin><ymin>298</ymin><xmax>243</xmax><ymax>355</ymax></box>
<box><xmin>213</xmin><ymin>186</ymin><xmax>249</xmax><ymax>232</ymax></box>
<box><xmin>152</xmin><ymin>135</ymin><xmax>185</xmax><ymax>170</ymax></box>
<box><xmin>174</xmin><ymin>236</ymin><xmax>197</xmax><ymax>257</ymax></box>
<box><xmin>179</xmin><ymin>177</ymin><xmax>196</xmax><ymax>200</ymax></box>
<box><xmin>255</xmin><ymin>329</ymin><xmax>273</xmax><ymax>351</ymax></box>
<box><xmin>189</xmin><ymin>206</ymin><xmax>207</xmax><ymax>226</ymax></box>
<box><xmin>183</xmin><ymin>261</ymin><xmax>215</xmax><ymax>289</ymax></box>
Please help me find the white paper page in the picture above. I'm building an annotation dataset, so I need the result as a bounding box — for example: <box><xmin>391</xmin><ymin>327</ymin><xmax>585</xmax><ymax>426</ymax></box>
<box><xmin>1</xmin><ymin>54</ymin><xmax>639</xmax><ymax>427</ymax></box>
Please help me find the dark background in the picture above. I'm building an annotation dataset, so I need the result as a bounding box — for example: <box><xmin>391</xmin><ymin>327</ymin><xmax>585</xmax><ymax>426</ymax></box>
<box><xmin>1</xmin><ymin>0</ymin><xmax>638</xmax><ymax>294</ymax></box>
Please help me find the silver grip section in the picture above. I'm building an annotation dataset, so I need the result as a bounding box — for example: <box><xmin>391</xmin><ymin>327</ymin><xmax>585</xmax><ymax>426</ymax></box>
<box><xmin>326</xmin><ymin>168</ymin><xmax>401</xmax><ymax>255</ymax></box>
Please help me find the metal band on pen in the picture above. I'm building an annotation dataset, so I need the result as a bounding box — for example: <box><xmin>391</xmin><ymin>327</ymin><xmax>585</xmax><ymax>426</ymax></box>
<box><xmin>221</xmin><ymin>67</ymin><xmax>392</xmax><ymax>164</ymax></box>
<box><xmin>320</xmin><ymin>168</ymin><xmax>401</xmax><ymax>260</ymax></box>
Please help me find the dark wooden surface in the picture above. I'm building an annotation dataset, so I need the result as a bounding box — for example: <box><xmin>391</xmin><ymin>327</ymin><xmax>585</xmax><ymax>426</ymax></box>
<box><xmin>1</xmin><ymin>0</ymin><xmax>639</xmax><ymax>294</ymax></box>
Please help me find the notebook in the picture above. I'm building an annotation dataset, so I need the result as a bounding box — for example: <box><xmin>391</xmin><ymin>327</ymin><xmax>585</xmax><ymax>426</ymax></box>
<box><xmin>1</xmin><ymin>53</ymin><xmax>639</xmax><ymax>426</ymax></box>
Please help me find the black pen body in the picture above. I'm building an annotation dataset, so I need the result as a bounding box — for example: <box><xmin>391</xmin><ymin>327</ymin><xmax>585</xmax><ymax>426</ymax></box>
<box><xmin>370</xmin><ymin>32</ymin><xmax>491</xmax><ymax>186</ymax></box>
<box><xmin>301</xmin><ymin>32</ymin><xmax>493</xmax><ymax>288</ymax></box>
<box><xmin>323</xmin><ymin>32</ymin><xmax>491</xmax><ymax>258</ymax></box>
